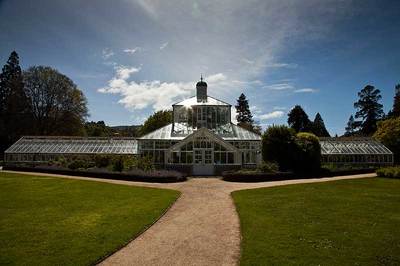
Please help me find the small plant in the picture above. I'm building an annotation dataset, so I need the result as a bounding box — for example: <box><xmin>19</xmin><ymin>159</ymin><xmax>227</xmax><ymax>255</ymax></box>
<box><xmin>112</xmin><ymin>156</ymin><xmax>124</xmax><ymax>172</ymax></box>
<box><xmin>137</xmin><ymin>155</ymin><xmax>155</xmax><ymax>172</ymax></box>
<box><xmin>68</xmin><ymin>160</ymin><xmax>88</xmax><ymax>170</ymax></box>
<box><xmin>123</xmin><ymin>156</ymin><xmax>138</xmax><ymax>171</ymax></box>
<box><xmin>94</xmin><ymin>155</ymin><xmax>112</xmax><ymax>168</ymax></box>
<box><xmin>258</xmin><ymin>161</ymin><xmax>279</xmax><ymax>173</ymax></box>
<box><xmin>376</xmin><ymin>167</ymin><xmax>400</xmax><ymax>179</ymax></box>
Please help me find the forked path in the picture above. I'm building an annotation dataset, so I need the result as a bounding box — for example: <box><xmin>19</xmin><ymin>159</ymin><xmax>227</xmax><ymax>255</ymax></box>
<box><xmin>3</xmin><ymin>171</ymin><xmax>376</xmax><ymax>266</ymax></box>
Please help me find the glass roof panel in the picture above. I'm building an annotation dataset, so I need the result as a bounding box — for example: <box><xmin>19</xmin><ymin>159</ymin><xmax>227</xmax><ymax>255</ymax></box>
<box><xmin>320</xmin><ymin>138</ymin><xmax>392</xmax><ymax>155</ymax></box>
<box><xmin>5</xmin><ymin>137</ymin><xmax>138</xmax><ymax>155</ymax></box>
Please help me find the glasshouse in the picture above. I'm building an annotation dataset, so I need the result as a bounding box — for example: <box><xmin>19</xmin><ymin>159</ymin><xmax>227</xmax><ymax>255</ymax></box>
<box><xmin>320</xmin><ymin>137</ymin><xmax>393</xmax><ymax>165</ymax></box>
<box><xmin>4</xmin><ymin>78</ymin><xmax>394</xmax><ymax>175</ymax></box>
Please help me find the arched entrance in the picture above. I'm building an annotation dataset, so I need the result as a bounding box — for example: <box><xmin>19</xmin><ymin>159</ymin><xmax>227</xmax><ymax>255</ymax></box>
<box><xmin>167</xmin><ymin>128</ymin><xmax>240</xmax><ymax>176</ymax></box>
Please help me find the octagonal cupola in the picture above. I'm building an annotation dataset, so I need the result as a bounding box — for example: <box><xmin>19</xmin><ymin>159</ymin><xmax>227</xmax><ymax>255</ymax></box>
<box><xmin>196</xmin><ymin>75</ymin><xmax>207</xmax><ymax>102</ymax></box>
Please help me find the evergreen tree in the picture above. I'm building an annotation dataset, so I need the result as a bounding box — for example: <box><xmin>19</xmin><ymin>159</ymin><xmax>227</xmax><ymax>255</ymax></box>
<box><xmin>0</xmin><ymin>51</ymin><xmax>31</xmax><ymax>145</ymax></box>
<box><xmin>354</xmin><ymin>85</ymin><xmax>384</xmax><ymax>135</ymax></box>
<box><xmin>235</xmin><ymin>93</ymin><xmax>260</xmax><ymax>134</ymax></box>
<box><xmin>391</xmin><ymin>84</ymin><xmax>400</xmax><ymax>117</ymax></box>
<box><xmin>345</xmin><ymin>115</ymin><xmax>356</xmax><ymax>136</ymax></box>
<box><xmin>312</xmin><ymin>113</ymin><xmax>330</xmax><ymax>137</ymax></box>
<box><xmin>235</xmin><ymin>93</ymin><xmax>253</xmax><ymax>124</ymax></box>
<box><xmin>287</xmin><ymin>105</ymin><xmax>312</xmax><ymax>132</ymax></box>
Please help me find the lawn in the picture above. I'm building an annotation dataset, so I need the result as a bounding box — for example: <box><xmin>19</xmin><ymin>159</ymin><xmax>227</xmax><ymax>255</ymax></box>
<box><xmin>232</xmin><ymin>178</ymin><xmax>400</xmax><ymax>265</ymax></box>
<box><xmin>0</xmin><ymin>172</ymin><xmax>180</xmax><ymax>265</ymax></box>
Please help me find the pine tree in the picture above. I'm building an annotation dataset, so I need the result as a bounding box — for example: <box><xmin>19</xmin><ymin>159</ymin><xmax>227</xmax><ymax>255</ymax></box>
<box><xmin>312</xmin><ymin>113</ymin><xmax>330</xmax><ymax>137</ymax></box>
<box><xmin>235</xmin><ymin>93</ymin><xmax>254</xmax><ymax>125</ymax></box>
<box><xmin>391</xmin><ymin>84</ymin><xmax>400</xmax><ymax>117</ymax></box>
<box><xmin>354</xmin><ymin>85</ymin><xmax>384</xmax><ymax>135</ymax></box>
<box><xmin>287</xmin><ymin>105</ymin><xmax>312</xmax><ymax>132</ymax></box>
<box><xmin>345</xmin><ymin>115</ymin><xmax>356</xmax><ymax>136</ymax></box>
<box><xmin>0</xmin><ymin>51</ymin><xmax>30</xmax><ymax>144</ymax></box>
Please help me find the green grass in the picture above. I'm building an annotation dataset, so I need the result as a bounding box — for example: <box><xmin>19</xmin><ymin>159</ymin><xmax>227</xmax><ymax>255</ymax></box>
<box><xmin>232</xmin><ymin>178</ymin><xmax>400</xmax><ymax>265</ymax></box>
<box><xmin>0</xmin><ymin>172</ymin><xmax>180</xmax><ymax>265</ymax></box>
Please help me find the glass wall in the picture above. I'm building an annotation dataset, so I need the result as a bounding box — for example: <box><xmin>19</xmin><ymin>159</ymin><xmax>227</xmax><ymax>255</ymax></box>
<box><xmin>229</xmin><ymin>141</ymin><xmax>260</xmax><ymax>165</ymax></box>
<box><xmin>167</xmin><ymin>135</ymin><xmax>237</xmax><ymax>165</ymax></box>
<box><xmin>173</xmin><ymin>105</ymin><xmax>231</xmax><ymax>134</ymax></box>
<box><xmin>139</xmin><ymin>140</ymin><xmax>177</xmax><ymax>164</ymax></box>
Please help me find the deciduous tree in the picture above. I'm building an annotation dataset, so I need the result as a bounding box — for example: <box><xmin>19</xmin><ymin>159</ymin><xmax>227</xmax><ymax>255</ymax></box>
<box><xmin>23</xmin><ymin>66</ymin><xmax>88</xmax><ymax>135</ymax></box>
<box><xmin>374</xmin><ymin>117</ymin><xmax>400</xmax><ymax>163</ymax></box>
<box><xmin>140</xmin><ymin>110</ymin><xmax>172</xmax><ymax>136</ymax></box>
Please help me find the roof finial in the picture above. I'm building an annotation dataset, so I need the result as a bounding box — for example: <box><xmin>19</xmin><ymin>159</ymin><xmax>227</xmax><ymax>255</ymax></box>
<box><xmin>200</xmin><ymin>74</ymin><xmax>203</xmax><ymax>82</ymax></box>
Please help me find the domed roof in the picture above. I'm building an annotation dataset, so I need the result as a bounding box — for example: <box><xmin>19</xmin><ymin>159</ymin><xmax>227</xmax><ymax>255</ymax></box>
<box><xmin>196</xmin><ymin>75</ymin><xmax>207</xmax><ymax>87</ymax></box>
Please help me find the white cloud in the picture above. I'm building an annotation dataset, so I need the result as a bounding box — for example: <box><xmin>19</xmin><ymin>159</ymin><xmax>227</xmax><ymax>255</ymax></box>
<box><xmin>123</xmin><ymin>47</ymin><xmax>141</xmax><ymax>54</ymax></box>
<box><xmin>160</xmin><ymin>41</ymin><xmax>169</xmax><ymax>50</ymax></box>
<box><xmin>205</xmin><ymin>73</ymin><xmax>227</xmax><ymax>83</ymax></box>
<box><xmin>115</xmin><ymin>66</ymin><xmax>141</xmax><ymax>79</ymax></box>
<box><xmin>294</xmin><ymin>88</ymin><xmax>318</xmax><ymax>93</ymax></box>
<box><xmin>100</xmin><ymin>66</ymin><xmax>234</xmax><ymax>111</ymax></box>
<box><xmin>264</xmin><ymin>63</ymin><xmax>298</xmax><ymax>68</ymax></box>
<box><xmin>102</xmin><ymin>48</ymin><xmax>114</xmax><ymax>59</ymax></box>
<box><xmin>258</xmin><ymin>111</ymin><xmax>285</xmax><ymax>120</ymax></box>
<box><xmin>263</xmin><ymin>83</ymin><xmax>294</xmax><ymax>91</ymax></box>
<box><xmin>273</xmin><ymin>106</ymin><xmax>287</xmax><ymax>110</ymax></box>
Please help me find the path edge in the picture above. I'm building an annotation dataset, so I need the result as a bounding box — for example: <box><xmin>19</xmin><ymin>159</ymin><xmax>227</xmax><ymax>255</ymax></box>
<box><xmin>94</xmin><ymin>191</ymin><xmax>182</xmax><ymax>265</ymax></box>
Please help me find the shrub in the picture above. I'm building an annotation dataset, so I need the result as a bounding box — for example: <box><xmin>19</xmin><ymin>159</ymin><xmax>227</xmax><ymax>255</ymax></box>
<box><xmin>123</xmin><ymin>156</ymin><xmax>138</xmax><ymax>171</ymax></box>
<box><xmin>112</xmin><ymin>156</ymin><xmax>124</xmax><ymax>172</ymax></box>
<box><xmin>262</xmin><ymin>125</ymin><xmax>297</xmax><ymax>171</ymax></box>
<box><xmin>374</xmin><ymin>117</ymin><xmax>400</xmax><ymax>163</ymax></box>
<box><xmin>258</xmin><ymin>161</ymin><xmax>279</xmax><ymax>173</ymax></box>
<box><xmin>94</xmin><ymin>155</ymin><xmax>112</xmax><ymax>168</ymax></box>
<box><xmin>68</xmin><ymin>160</ymin><xmax>91</xmax><ymax>170</ymax></box>
<box><xmin>376</xmin><ymin>167</ymin><xmax>400</xmax><ymax>179</ymax></box>
<box><xmin>293</xmin><ymin>132</ymin><xmax>321</xmax><ymax>173</ymax></box>
<box><xmin>137</xmin><ymin>155</ymin><xmax>155</xmax><ymax>172</ymax></box>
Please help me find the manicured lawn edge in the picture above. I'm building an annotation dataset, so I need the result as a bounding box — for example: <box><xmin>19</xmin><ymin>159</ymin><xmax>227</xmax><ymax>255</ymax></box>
<box><xmin>222</xmin><ymin>168</ymin><xmax>375</xmax><ymax>182</ymax></box>
<box><xmin>0</xmin><ymin>172</ymin><xmax>181</xmax><ymax>265</ymax></box>
<box><xmin>95</xmin><ymin>191</ymin><xmax>181</xmax><ymax>264</ymax></box>
<box><xmin>231</xmin><ymin>178</ymin><xmax>400</xmax><ymax>265</ymax></box>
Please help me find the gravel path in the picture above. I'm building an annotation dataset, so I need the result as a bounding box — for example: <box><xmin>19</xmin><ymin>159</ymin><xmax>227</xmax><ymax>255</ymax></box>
<box><xmin>2</xmin><ymin>171</ymin><xmax>376</xmax><ymax>266</ymax></box>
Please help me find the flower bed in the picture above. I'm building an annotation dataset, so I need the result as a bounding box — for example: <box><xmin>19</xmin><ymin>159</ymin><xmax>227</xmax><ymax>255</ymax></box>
<box><xmin>3</xmin><ymin>165</ymin><xmax>187</xmax><ymax>183</ymax></box>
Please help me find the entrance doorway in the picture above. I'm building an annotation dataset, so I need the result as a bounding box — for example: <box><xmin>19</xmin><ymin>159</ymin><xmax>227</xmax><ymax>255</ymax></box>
<box><xmin>193</xmin><ymin>149</ymin><xmax>214</xmax><ymax>175</ymax></box>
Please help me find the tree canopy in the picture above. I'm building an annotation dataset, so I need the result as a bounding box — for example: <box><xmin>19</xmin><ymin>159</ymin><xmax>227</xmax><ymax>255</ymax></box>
<box><xmin>235</xmin><ymin>93</ymin><xmax>254</xmax><ymax>125</ymax></box>
<box><xmin>373</xmin><ymin>117</ymin><xmax>400</xmax><ymax>163</ymax></box>
<box><xmin>0</xmin><ymin>51</ymin><xmax>31</xmax><ymax>144</ymax></box>
<box><xmin>23</xmin><ymin>66</ymin><xmax>88</xmax><ymax>135</ymax></box>
<box><xmin>390</xmin><ymin>84</ymin><xmax>400</xmax><ymax>118</ymax></box>
<box><xmin>312</xmin><ymin>113</ymin><xmax>330</xmax><ymax>137</ymax></box>
<box><xmin>85</xmin><ymin>121</ymin><xmax>112</xmax><ymax>137</ymax></box>
<box><xmin>354</xmin><ymin>85</ymin><xmax>384</xmax><ymax>135</ymax></box>
<box><xmin>262</xmin><ymin>125</ymin><xmax>296</xmax><ymax>171</ymax></box>
<box><xmin>235</xmin><ymin>93</ymin><xmax>261</xmax><ymax>134</ymax></box>
<box><xmin>287</xmin><ymin>105</ymin><xmax>312</xmax><ymax>133</ymax></box>
<box><xmin>140</xmin><ymin>110</ymin><xmax>172</xmax><ymax>136</ymax></box>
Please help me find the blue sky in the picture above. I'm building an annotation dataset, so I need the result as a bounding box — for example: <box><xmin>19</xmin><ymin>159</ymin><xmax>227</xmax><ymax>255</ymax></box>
<box><xmin>0</xmin><ymin>0</ymin><xmax>399</xmax><ymax>135</ymax></box>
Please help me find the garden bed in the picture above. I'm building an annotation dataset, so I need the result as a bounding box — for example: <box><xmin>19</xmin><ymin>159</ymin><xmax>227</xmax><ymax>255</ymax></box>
<box><xmin>3</xmin><ymin>165</ymin><xmax>187</xmax><ymax>183</ymax></box>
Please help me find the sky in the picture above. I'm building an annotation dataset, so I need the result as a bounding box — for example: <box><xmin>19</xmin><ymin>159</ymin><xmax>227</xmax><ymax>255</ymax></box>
<box><xmin>0</xmin><ymin>0</ymin><xmax>399</xmax><ymax>135</ymax></box>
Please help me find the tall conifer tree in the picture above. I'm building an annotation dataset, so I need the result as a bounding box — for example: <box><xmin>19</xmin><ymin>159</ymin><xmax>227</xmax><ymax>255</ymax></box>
<box><xmin>312</xmin><ymin>113</ymin><xmax>330</xmax><ymax>137</ymax></box>
<box><xmin>354</xmin><ymin>85</ymin><xmax>384</xmax><ymax>135</ymax></box>
<box><xmin>391</xmin><ymin>84</ymin><xmax>400</xmax><ymax>117</ymax></box>
<box><xmin>0</xmin><ymin>51</ymin><xmax>30</xmax><ymax>144</ymax></box>
<box><xmin>235</xmin><ymin>93</ymin><xmax>254</xmax><ymax>125</ymax></box>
